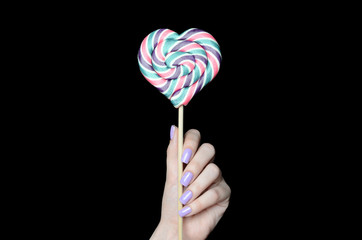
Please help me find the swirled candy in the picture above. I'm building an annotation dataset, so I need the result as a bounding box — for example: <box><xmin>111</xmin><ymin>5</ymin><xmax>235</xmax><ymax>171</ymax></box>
<box><xmin>138</xmin><ymin>28</ymin><xmax>221</xmax><ymax>108</ymax></box>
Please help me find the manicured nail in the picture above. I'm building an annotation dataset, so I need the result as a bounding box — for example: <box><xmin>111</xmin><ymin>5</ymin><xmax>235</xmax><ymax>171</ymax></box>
<box><xmin>179</xmin><ymin>206</ymin><xmax>191</xmax><ymax>217</ymax></box>
<box><xmin>181</xmin><ymin>148</ymin><xmax>192</xmax><ymax>164</ymax></box>
<box><xmin>170</xmin><ymin>125</ymin><xmax>175</xmax><ymax>140</ymax></box>
<box><xmin>180</xmin><ymin>190</ymin><xmax>193</xmax><ymax>205</ymax></box>
<box><xmin>180</xmin><ymin>171</ymin><xmax>193</xmax><ymax>187</ymax></box>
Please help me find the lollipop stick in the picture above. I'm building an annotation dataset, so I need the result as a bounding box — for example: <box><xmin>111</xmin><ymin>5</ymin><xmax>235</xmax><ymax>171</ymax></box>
<box><xmin>178</xmin><ymin>105</ymin><xmax>184</xmax><ymax>240</ymax></box>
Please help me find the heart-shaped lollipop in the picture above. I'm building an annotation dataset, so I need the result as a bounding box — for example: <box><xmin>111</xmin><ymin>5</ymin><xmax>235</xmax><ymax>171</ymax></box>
<box><xmin>138</xmin><ymin>28</ymin><xmax>221</xmax><ymax>108</ymax></box>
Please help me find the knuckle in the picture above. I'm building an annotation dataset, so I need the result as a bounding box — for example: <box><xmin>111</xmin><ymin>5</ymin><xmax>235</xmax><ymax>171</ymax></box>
<box><xmin>225</xmin><ymin>180</ymin><xmax>231</xmax><ymax>195</ymax></box>
<box><xmin>186</xmin><ymin>129</ymin><xmax>201</xmax><ymax>139</ymax></box>
<box><xmin>226</xmin><ymin>184</ymin><xmax>231</xmax><ymax>197</ymax></box>
<box><xmin>191</xmin><ymin>184</ymin><xmax>202</xmax><ymax>195</ymax></box>
<box><xmin>192</xmin><ymin>160</ymin><xmax>203</xmax><ymax>171</ymax></box>
<box><xmin>208</xmin><ymin>163</ymin><xmax>221</xmax><ymax>177</ymax></box>
<box><xmin>166</xmin><ymin>145</ymin><xmax>172</xmax><ymax>155</ymax></box>
<box><xmin>192</xmin><ymin>199</ymin><xmax>203</xmax><ymax>211</ymax></box>
<box><xmin>201</xmin><ymin>143</ymin><xmax>215</xmax><ymax>156</ymax></box>
<box><xmin>210</xmin><ymin>188</ymin><xmax>221</xmax><ymax>200</ymax></box>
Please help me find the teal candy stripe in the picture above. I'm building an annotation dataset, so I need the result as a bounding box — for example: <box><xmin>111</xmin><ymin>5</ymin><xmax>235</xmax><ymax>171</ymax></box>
<box><xmin>204</xmin><ymin>63</ymin><xmax>213</xmax><ymax>84</ymax></box>
<box><xmin>165</xmin><ymin>51</ymin><xmax>182</xmax><ymax>66</ymax></box>
<box><xmin>152</xmin><ymin>60</ymin><xmax>169</xmax><ymax>73</ymax></box>
<box><xmin>162</xmin><ymin>39</ymin><xmax>179</xmax><ymax>56</ymax></box>
<box><xmin>165</xmin><ymin>51</ymin><xmax>191</xmax><ymax>67</ymax></box>
<box><xmin>196</xmin><ymin>39</ymin><xmax>220</xmax><ymax>52</ymax></box>
<box><xmin>163</xmin><ymin>78</ymin><xmax>178</xmax><ymax>98</ymax></box>
<box><xmin>181</xmin><ymin>65</ymin><xmax>190</xmax><ymax>76</ymax></box>
<box><xmin>191</xmin><ymin>65</ymin><xmax>200</xmax><ymax>84</ymax></box>
<box><xmin>207</xmin><ymin>61</ymin><xmax>214</xmax><ymax>78</ymax></box>
<box><xmin>170</xmin><ymin>88</ymin><xmax>188</xmax><ymax>107</ymax></box>
<box><xmin>139</xmin><ymin>65</ymin><xmax>160</xmax><ymax>80</ymax></box>
<box><xmin>188</xmin><ymin>49</ymin><xmax>207</xmax><ymax>57</ymax></box>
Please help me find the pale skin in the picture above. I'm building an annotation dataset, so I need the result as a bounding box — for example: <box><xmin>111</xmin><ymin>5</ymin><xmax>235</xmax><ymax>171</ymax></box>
<box><xmin>151</xmin><ymin>128</ymin><xmax>231</xmax><ymax>240</ymax></box>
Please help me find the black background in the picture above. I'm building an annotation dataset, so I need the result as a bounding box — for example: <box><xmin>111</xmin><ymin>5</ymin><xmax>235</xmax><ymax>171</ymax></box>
<box><xmin>16</xmin><ymin>7</ymin><xmax>334</xmax><ymax>239</ymax></box>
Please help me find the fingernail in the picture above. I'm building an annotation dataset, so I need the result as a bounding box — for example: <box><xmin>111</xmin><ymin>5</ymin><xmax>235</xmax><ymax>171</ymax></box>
<box><xmin>170</xmin><ymin>125</ymin><xmax>175</xmax><ymax>140</ymax></box>
<box><xmin>180</xmin><ymin>190</ymin><xmax>193</xmax><ymax>205</ymax></box>
<box><xmin>181</xmin><ymin>148</ymin><xmax>192</xmax><ymax>164</ymax></box>
<box><xmin>179</xmin><ymin>206</ymin><xmax>191</xmax><ymax>217</ymax></box>
<box><xmin>180</xmin><ymin>172</ymin><xmax>193</xmax><ymax>187</ymax></box>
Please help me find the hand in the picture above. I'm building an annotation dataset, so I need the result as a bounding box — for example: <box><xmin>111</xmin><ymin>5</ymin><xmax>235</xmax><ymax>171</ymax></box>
<box><xmin>151</xmin><ymin>128</ymin><xmax>231</xmax><ymax>240</ymax></box>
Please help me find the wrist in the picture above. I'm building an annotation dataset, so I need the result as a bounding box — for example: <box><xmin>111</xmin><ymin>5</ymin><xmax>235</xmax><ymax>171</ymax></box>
<box><xmin>150</xmin><ymin>221</ymin><xmax>175</xmax><ymax>240</ymax></box>
<box><xmin>150</xmin><ymin>222</ymin><xmax>164</xmax><ymax>240</ymax></box>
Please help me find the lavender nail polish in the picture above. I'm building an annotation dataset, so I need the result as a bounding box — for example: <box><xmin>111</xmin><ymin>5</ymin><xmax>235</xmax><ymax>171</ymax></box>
<box><xmin>170</xmin><ymin>125</ymin><xmax>175</xmax><ymax>140</ymax></box>
<box><xmin>179</xmin><ymin>206</ymin><xmax>191</xmax><ymax>217</ymax></box>
<box><xmin>181</xmin><ymin>148</ymin><xmax>192</xmax><ymax>164</ymax></box>
<box><xmin>180</xmin><ymin>190</ymin><xmax>193</xmax><ymax>205</ymax></box>
<box><xmin>180</xmin><ymin>171</ymin><xmax>193</xmax><ymax>187</ymax></box>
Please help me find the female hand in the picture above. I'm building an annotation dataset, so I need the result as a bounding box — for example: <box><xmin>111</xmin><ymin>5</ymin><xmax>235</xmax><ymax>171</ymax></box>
<box><xmin>151</xmin><ymin>127</ymin><xmax>231</xmax><ymax>240</ymax></box>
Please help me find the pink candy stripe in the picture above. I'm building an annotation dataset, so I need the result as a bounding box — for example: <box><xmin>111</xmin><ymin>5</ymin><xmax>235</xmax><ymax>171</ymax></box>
<box><xmin>183</xmin><ymin>61</ymin><xmax>195</xmax><ymax>72</ymax></box>
<box><xmin>158</xmin><ymin>68</ymin><xmax>175</xmax><ymax>78</ymax></box>
<box><xmin>159</xmin><ymin>29</ymin><xmax>174</xmax><ymax>41</ymax></box>
<box><xmin>155</xmin><ymin>40</ymin><xmax>165</xmax><ymax>62</ymax></box>
<box><xmin>206</xmin><ymin>52</ymin><xmax>219</xmax><ymax>78</ymax></box>
<box><xmin>175</xmin><ymin>75</ymin><xmax>186</xmax><ymax>91</ymax></box>
<box><xmin>195</xmin><ymin>59</ymin><xmax>206</xmax><ymax>74</ymax></box>
<box><xmin>179</xmin><ymin>42</ymin><xmax>202</xmax><ymax>52</ymax></box>
<box><xmin>141</xmin><ymin>38</ymin><xmax>152</xmax><ymax>64</ymax></box>
<box><xmin>183</xmin><ymin>81</ymin><xmax>197</xmax><ymax>106</ymax></box>
<box><xmin>187</xmin><ymin>32</ymin><xmax>216</xmax><ymax>42</ymax></box>
<box><xmin>143</xmin><ymin>74</ymin><xmax>166</xmax><ymax>85</ymax></box>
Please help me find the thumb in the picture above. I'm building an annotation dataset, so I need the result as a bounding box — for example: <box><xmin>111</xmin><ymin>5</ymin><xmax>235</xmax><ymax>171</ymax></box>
<box><xmin>166</xmin><ymin>125</ymin><xmax>178</xmax><ymax>185</ymax></box>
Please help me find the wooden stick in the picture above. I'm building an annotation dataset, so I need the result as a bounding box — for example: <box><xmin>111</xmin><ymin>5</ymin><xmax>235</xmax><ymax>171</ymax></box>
<box><xmin>178</xmin><ymin>105</ymin><xmax>184</xmax><ymax>240</ymax></box>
